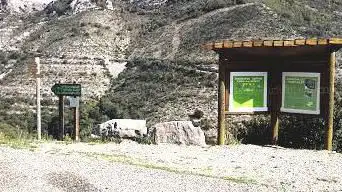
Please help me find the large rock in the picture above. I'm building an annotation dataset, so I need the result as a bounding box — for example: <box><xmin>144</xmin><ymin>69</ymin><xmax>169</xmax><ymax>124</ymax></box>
<box><xmin>151</xmin><ymin>121</ymin><xmax>206</xmax><ymax>146</ymax></box>
<box><xmin>96</xmin><ymin>119</ymin><xmax>147</xmax><ymax>138</ymax></box>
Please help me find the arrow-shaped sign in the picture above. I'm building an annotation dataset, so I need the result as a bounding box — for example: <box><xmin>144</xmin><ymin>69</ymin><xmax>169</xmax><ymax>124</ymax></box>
<box><xmin>51</xmin><ymin>84</ymin><xmax>81</xmax><ymax>96</ymax></box>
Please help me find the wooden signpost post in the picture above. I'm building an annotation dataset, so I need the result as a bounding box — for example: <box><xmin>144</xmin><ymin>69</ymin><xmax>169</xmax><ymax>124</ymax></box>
<box><xmin>69</xmin><ymin>96</ymin><xmax>80</xmax><ymax>141</ymax></box>
<box><xmin>51</xmin><ymin>84</ymin><xmax>81</xmax><ymax>141</ymax></box>
<box><xmin>29</xmin><ymin>57</ymin><xmax>41</xmax><ymax>140</ymax></box>
<box><xmin>35</xmin><ymin>58</ymin><xmax>41</xmax><ymax>140</ymax></box>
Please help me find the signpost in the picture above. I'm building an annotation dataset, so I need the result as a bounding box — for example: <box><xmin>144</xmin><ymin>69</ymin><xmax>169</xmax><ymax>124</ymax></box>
<box><xmin>51</xmin><ymin>84</ymin><xmax>81</xmax><ymax>96</ymax></box>
<box><xmin>51</xmin><ymin>83</ymin><xmax>81</xmax><ymax>141</ymax></box>
<box><xmin>281</xmin><ymin>72</ymin><xmax>320</xmax><ymax>114</ymax></box>
<box><xmin>229</xmin><ymin>72</ymin><xmax>268</xmax><ymax>112</ymax></box>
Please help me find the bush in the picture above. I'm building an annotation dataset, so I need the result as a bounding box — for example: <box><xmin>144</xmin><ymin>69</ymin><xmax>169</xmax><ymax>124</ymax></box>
<box><xmin>0</xmin><ymin>123</ymin><xmax>17</xmax><ymax>139</ymax></box>
<box><xmin>191</xmin><ymin>109</ymin><xmax>204</xmax><ymax>119</ymax></box>
<box><xmin>230</xmin><ymin>115</ymin><xmax>271</xmax><ymax>145</ymax></box>
<box><xmin>224</xmin><ymin>100</ymin><xmax>342</xmax><ymax>151</ymax></box>
<box><xmin>100</xmin><ymin>131</ymin><xmax>122</xmax><ymax>144</ymax></box>
<box><xmin>8</xmin><ymin>52</ymin><xmax>20</xmax><ymax>60</ymax></box>
<box><xmin>200</xmin><ymin>118</ymin><xmax>215</xmax><ymax>130</ymax></box>
<box><xmin>203</xmin><ymin>0</ymin><xmax>227</xmax><ymax>12</ymax></box>
<box><xmin>93</xmin><ymin>23</ymin><xmax>102</xmax><ymax>28</ymax></box>
<box><xmin>133</xmin><ymin>135</ymin><xmax>154</xmax><ymax>145</ymax></box>
<box><xmin>71</xmin><ymin>27</ymin><xmax>79</xmax><ymax>36</ymax></box>
<box><xmin>333</xmin><ymin>83</ymin><xmax>342</xmax><ymax>152</ymax></box>
<box><xmin>278</xmin><ymin>114</ymin><xmax>325</xmax><ymax>150</ymax></box>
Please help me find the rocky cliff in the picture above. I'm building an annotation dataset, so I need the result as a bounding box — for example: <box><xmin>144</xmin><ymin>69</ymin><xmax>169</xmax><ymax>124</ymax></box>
<box><xmin>0</xmin><ymin>0</ymin><xmax>342</xmax><ymax>147</ymax></box>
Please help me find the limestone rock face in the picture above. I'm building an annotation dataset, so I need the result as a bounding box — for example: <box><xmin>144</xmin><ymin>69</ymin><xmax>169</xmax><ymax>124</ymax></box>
<box><xmin>129</xmin><ymin>0</ymin><xmax>168</xmax><ymax>8</ymax></box>
<box><xmin>151</xmin><ymin>121</ymin><xmax>206</xmax><ymax>146</ymax></box>
<box><xmin>70</xmin><ymin>0</ymin><xmax>97</xmax><ymax>14</ymax></box>
<box><xmin>4</xmin><ymin>0</ymin><xmax>54</xmax><ymax>13</ymax></box>
<box><xmin>97</xmin><ymin>119</ymin><xmax>147</xmax><ymax>138</ymax></box>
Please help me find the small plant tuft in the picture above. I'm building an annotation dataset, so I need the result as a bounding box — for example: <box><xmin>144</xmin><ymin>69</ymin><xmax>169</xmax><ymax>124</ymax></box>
<box><xmin>133</xmin><ymin>135</ymin><xmax>154</xmax><ymax>145</ymax></box>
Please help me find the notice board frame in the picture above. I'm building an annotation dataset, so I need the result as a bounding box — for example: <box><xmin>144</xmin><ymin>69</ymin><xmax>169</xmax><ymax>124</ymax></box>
<box><xmin>229</xmin><ymin>72</ymin><xmax>268</xmax><ymax>112</ymax></box>
<box><xmin>281</xmin><ymin>72</ymin><xmax>321</xmax><ymax>115</ymax></box>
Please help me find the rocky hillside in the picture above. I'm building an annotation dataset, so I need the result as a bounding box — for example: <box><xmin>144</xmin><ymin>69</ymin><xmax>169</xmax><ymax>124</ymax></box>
<box><xmin>0</xmin><ymin>0</ymin><xmax>342</xmax><ymax>147</ymax></box>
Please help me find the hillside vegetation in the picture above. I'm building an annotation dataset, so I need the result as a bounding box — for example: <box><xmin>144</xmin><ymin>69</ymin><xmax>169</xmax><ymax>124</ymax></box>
<box><xmin>0</xmin><ymin>0</ymin><xmax>342</xmax><ymax>150</ymax></box>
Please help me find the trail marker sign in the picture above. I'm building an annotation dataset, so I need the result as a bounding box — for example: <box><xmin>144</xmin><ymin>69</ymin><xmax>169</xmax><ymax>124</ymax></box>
<box><xmin>51</xmin><ymin>84</ymin><xmax>81</xmax><ymax>96</ymax></box>
<box><xmin>51</xmin><ymin>83</ymin><xmax>81</xmax><ymax>141</ymax></box>
<box><xmin>67</xmin><ymin>96</ymin><xmax>80</xmax><ymax>108</ymax></box>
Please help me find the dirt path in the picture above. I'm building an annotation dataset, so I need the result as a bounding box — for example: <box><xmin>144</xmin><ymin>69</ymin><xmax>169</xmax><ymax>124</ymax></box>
<box><xmin>0</xmin><ymin>145</ymin><xmax>266</xmax><ymax>192</ymax></box>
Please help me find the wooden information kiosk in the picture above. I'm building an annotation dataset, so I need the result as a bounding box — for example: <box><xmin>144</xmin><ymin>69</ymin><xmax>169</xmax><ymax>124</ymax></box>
<box><xmin>204</xmin><ymin>38</ymin><xmax>342</xmax><ymax>150</ymax></box>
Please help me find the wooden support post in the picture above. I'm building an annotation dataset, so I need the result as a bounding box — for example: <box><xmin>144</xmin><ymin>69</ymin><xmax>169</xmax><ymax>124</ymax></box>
<box><xmin>59</xmin><ymin>95</ymin><xmax>65</xmax><ymax>141</ymax></box>
<box><xmin>74</xmin><ymin>105</ymin><xmax>80</xmax><ymax>142</ymax></box>
<box><xmin>271</xmin><ymin>71</ymin><xmax>281</xmax><ymax>145</ymax></box>
<box><xmin>225</xmin><ymin>69</ymin><xmax>230</xmax><ymax>111</ymax></box>
<box><xmin>271</xmin><ymin>112</ymin><xmax>279</xmax><ymax>145</ymax></box>
<box><xmin>35</xmin><ymin>57</ymin><xmax>41</xmax><ymax>140</ymax></box>
<box><xmin>218</xmin><ymin>62</ymin><xmax>226</xmax><ymax>145</ymax></box>
<box><xmin>326</xmin><ymin>51</ymin><xmax>336</xmax><ymax>151</ymax></box>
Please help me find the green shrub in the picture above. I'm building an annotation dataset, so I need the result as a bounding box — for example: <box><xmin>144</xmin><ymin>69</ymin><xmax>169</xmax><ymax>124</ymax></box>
<box><xmin>333</xmin><ymin>82</ymin><xmax>342</xmax><ymax>152</ymax></box>
<box><xmin>190</xmin><ymin>109</ymin><xmax>204</xmax><ymax>119</ymax></box>
<box><xmin>0</xmin><ymin>123</ymin><xmax>17</xmax><ymax>139</ymax></box>
<box><xmin>230</xmin><ymin>115</ymin><xmax>271</xmax><ymax>145</ymax></box>
<box><xmin>8</xmin><ymin>52</ymin><xmax>20</xmax><ymax>60</ymax></box>
<box><xmin>101</xmin><ymin>133</ymin><xmax>122</xmax><ymax>144</ymax></box>
<box><xmin>200</xmin><ymin>118</ymin><xmax>215</xmax><ymax>131</ymax></box>
<box><xmin>93</xmin><ymin>23</ymin><xmax>102</xmax><ymax>28</ymax></box>
<box><xmin>224</xmin><ymin>96</ymin><xmax>342</xmax><ymax>151</ymax></box>
<box><xmin>278</xmin><ymin>114</ymin><xmax>325</xmax><ymax>150</ymax></box>
<box><xmin>133</xmin><ymin>136</ymin><xmax>154</xmax><ymax>145</ymax></box>
<box><xmin>203</xmin><ymin>0</ymin><xmax>227</xmax><ymax>12</ymax></box>
<box><xmin>71</xmin><ymin>27</ymin><xmax>80</xmax><ymax>36</ymax></box>
<box><xmin>64</xmin><ymin>134</ymin><xmax>73</xmax><ymax>143</ymax></box>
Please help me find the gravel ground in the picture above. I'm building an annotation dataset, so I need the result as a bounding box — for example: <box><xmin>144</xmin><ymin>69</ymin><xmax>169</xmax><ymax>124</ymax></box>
<box><xmin>1</xmin><ymin>141</ymin><xmax>342</xmax><ymax>192</ymax></box>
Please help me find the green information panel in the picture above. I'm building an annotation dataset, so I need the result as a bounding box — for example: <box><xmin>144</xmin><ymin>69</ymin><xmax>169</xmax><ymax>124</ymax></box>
<box><xmin>281</xmin><ymin>72</ymin><xmax>320</xmax><ymax>114</ymax></box>
<box><xmin>229</xmin><ymin>72</ymin><xmax>268</xmax><ymax>112</ymax></box>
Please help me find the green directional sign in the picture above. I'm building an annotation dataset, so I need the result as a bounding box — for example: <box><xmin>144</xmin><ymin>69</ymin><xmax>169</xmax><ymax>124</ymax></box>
<box><xmin>51</xmin><ymin>84</ymin><xmax>81</xmax><ymax>96</ymax></box>
<box><xmin>229</xmin><ymin>72</ymin><xmax>268</xmax><ymax>112</ymax></box>
<box><xmin>281</xmin><ymin>72</ymin><xmax>320</xmax><ymax>114</ymax></box>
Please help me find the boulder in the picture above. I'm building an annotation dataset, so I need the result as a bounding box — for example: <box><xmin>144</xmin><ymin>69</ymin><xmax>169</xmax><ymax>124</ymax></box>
<box><xmin>96</xmin><ymin>119</ymin><xmax>147</xmax><ymax>138</ymax></box>
<box><xmin>151</xmin><ymin>121</ymin><xmax>206</xmax><ymax>146</ymax></box>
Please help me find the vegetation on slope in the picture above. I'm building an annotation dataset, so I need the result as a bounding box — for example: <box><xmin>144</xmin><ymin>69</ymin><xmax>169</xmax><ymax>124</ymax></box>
<box><xmin>98</xmin><ymin>58</ymin><xmax>217</xmax><ymax>127</ymax></box>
